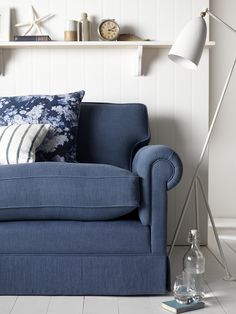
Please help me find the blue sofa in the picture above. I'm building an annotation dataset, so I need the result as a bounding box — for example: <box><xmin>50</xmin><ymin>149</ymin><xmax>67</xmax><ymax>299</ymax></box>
<box><xmin>0</xmin><ymin>102</ymin><xmax>182</xmax><ymax>295</ymax></box>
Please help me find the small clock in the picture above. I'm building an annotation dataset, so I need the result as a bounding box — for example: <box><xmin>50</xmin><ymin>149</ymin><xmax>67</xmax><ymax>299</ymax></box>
<box><xmin>98</xmin><ymin>19</ymin><xmax>120</xmax><ymax>41</ymax></box>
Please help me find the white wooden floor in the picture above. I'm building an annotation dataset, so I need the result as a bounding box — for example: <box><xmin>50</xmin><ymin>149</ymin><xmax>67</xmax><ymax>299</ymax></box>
<box><xmin>1</xmin><ymin>222</ymin><xmax>236</xmax><ymax>314</ymax></box>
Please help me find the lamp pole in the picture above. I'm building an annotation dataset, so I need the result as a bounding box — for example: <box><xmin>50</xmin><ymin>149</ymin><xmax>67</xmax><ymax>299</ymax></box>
<box><xmin>168</xmin><ymin>8</ymin><xmax>236</xmax><ymax>281</ymax></box>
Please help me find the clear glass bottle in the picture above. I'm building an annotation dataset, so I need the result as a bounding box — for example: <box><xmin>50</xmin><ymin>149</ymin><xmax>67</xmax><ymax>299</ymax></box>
<box><xmin>183</xmin><ymin>229</ymin><xmax>205</xmax><ymax>301</ymax></box>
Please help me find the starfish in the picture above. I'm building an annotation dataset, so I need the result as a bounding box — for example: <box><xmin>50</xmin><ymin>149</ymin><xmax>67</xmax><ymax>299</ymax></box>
<box><xmin>15</xmin><ymin>6</ymin><xmax>54</xmax><ymax>36</ymax></box>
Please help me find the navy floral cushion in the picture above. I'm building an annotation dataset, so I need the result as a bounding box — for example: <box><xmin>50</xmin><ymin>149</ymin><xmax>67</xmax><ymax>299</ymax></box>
<box><xmin>0</xmin><ymin>91</ymin><xmax>85</xmax><ymax>162</ymax></box>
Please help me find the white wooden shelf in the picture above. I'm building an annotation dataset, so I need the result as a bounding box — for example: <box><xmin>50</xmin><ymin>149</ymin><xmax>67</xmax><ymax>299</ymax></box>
<box><xmin>0</xmin><ymin>40</ymin><xmax>215</xmax><ymax>76</ymax></box>
<box><xmin>0</xmin><ymin>40</ymin><xmax>215</xmax><ymax>48</ymax></box>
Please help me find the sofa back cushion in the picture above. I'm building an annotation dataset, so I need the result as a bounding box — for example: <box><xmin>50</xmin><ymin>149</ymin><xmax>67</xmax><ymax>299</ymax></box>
<box><xmin>0</xmin><ymin>91</ymin><xmax>85</xmax><ymax>162</ymax></box>
<box><xmin>77</xmin><ymin>103</ymin><xmax>150</xmax><ymax>170</ymax></box>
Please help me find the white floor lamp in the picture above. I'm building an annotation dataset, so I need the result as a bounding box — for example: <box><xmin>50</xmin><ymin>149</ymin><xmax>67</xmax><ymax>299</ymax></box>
<box><xmin>168</xmin><ymin>8</ymin><xmax>235</xmax><ymax>281</ymax></box>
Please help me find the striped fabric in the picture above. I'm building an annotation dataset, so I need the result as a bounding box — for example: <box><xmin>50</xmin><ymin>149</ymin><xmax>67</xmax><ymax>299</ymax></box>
<box><xmin>0</xmin><ymin>124</ymin><xmax>50</xmax><ymax>165</ymax></box>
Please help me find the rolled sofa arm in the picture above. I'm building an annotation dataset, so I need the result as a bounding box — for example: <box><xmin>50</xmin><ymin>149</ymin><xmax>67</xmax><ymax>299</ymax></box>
<box><xmin>132</xmin><ymin>145</ymin><xmax>183</xmax><ymax>225</ymax></box>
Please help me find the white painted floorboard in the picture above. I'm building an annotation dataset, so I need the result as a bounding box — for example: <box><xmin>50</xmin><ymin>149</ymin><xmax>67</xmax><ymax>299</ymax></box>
<box><xmin>2</xmin><ymin>227</ymin><xmax>236</xmax><ymax>314</ymax></box>
<box><xmin>83</xmin><ymin>296</ymin><xmax>118</xmax><ymax>314</ymax></box>
<box><xmin>47</xmin><ymin>297</ymin><xmax>84</xmax><ymax>314</ymax></box>
<box><xmin>118</xmin><ymin>296</ymin><xmax>156</xmax><ymax>314</ymax></box>
<box><xmin>0</xmin><ymin>296</ymin><xmax>17</xmax><ymax>314</ymax></box>
<box><xmin>10</xmin><ymin>296</ymin><xmax>50</xmax><ymax>314</ymax></box>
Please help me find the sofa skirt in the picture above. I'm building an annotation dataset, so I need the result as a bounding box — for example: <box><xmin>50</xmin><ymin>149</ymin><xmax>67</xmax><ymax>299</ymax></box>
<box><xmin>0</xmin><ymin>254</ymin><xmax>169</xmax><ymax>295</ymax></box>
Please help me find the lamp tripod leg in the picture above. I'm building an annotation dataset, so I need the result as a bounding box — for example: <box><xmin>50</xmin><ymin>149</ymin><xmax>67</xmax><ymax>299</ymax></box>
<box><xmin>196</xmin><ymin>176</ymin><xmax>235</xmax><ymax>281</ymax></box>
<box><xmin>168</xmin><ymin>177</ymin><xmax>196</xmax><ymax>257</ymax></box>
<box><xmin>169</xmin><ymin>54</ymin><xmax>236</xmax><ymax>260</ymax></box>
<box><xmin>194</xmin><ymin>180</ymin><xmax>200</xmax><ymax>231</ymax></box>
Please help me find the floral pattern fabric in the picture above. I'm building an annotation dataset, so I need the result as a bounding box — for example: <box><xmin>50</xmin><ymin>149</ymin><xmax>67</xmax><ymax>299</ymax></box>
<box><xmin>0</xmin><ymin>91</ymin><xmax>85</xmax><ymax>162</ymax></box>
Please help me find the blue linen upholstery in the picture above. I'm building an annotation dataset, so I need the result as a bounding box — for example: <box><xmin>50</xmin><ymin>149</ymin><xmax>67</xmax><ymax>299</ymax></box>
<box><xmin>0</xmin><ymin>220</ymin><xmax>150</xmax><ymax>254</ymax></box>
<box><xmin>77</xmin><ymin>103</ymin><xmax>150</xmax><ymax>170</ymax></box>
<box><xmin>132</xmin><ymin>145</ymin><xmax>183</xmax><ymax>258</ymax></box>
<box><xmin>132</xmin><ymin>145</ymin><xmax>183</xmax><ymax>226</ymax></box>
<box><xmin>0</xmin><ymin>255</ymin><xmax>168</xmax><ymax>295</ymax></box>
<box><xmin>0</xmin><ymin>162</ymin><xmax>139</xmax><ymax>221</ymax></box>
<box><xmin>0</xmin><ymin>102</ymin><xmax>183</xmax><ymax>295</ymax></box>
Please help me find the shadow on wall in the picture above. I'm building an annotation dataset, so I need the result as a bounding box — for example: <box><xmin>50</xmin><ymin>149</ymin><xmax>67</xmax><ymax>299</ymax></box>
<box><xmin>120</xmin><ymin>24</ymin><xmax>136</xmax><ymax>36</ymax></box>
<box><xmin>0</xmin><ymin>8</ymin><xmax>17</xmax><ymax>75</ymax></box>
<box><xmin>89</xmin><ymin>16</ymin><xmax>99</xmax><ymax>40</ymax></box>
<box><xmin>149</xmin><ymin>115</ymin><xmax>208</xmax><ymax>245</ymax></box>
<box><xmin>0</xmin><ymin>50</ymin><xmax>11</xmax><ymax>76</ymax></box>
<box><xmin>11</xmin><ymin>8</ymin><xmax>17</xmax><ymax>39</ymax></box>
<box><xmin>142</xmin><ymin>48</ymin><xmax>159</xmax><ymax>76</ymax></box>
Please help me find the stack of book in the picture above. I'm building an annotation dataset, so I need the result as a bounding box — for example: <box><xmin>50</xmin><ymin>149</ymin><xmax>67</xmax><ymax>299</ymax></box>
<box><xmin>161</xmin><ymin>300</ymin><xmax>205</xmax><ymax>313</ymax></box>
<box><xmin>14</xmin><ymin>35</ymin><xmax>51</xmax><ymax>42</ymax></box>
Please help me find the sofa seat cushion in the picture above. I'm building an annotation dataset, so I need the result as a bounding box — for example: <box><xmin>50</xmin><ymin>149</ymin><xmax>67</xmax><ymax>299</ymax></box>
<box><xmin>0</xmin><ymin>220</ymin><xmax>150</xmax><ymax>254</ymax></box>
<box><xmin>0</xmin><ymin>162</ymin><xmax>140</xmax><ymax>221</ymax></box>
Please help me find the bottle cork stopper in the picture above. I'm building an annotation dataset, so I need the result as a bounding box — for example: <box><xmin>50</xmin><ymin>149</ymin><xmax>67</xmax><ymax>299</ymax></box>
<box><xmin>187</xmin><ymin>229</ymin><xmax>199</xmax><ymax>243</ymax></box>
<box><xmin>190</xmin><ymin>229</ymin><xmax>198</xmax><ymax>236</ymax></box>
<box><xmin>81</xmin><ymin>12</ymin><xmax>88</xmax><ymax>19</ymax></box>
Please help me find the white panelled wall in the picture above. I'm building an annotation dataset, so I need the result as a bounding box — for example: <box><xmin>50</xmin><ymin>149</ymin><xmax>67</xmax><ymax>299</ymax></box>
<box><xmin>209</xmin><ymin>0</ymin><xmax>236</xmax><ymax>219</ymax></box>
<box><xmin>0</xmin><ymin>0</ymin><xmax>210</xmax><ymax>244</ymax></box>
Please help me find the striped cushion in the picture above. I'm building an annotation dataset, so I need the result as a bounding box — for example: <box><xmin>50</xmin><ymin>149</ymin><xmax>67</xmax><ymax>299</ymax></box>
<box><xmin>0</xmin><ymin>124</ymin><xmax>50</xmax><ymax>165</ymax></box>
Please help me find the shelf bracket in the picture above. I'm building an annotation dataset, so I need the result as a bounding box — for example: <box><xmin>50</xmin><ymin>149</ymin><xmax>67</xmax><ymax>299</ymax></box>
<box><xmin>135</xmin><ymin>45</ymin><xmax>143</xmax><ymax>76</ymax></box>
<box><xmin>0</xmin><ymin>49</ymin><xmax>4</xmax><ymax>76</ymax></box>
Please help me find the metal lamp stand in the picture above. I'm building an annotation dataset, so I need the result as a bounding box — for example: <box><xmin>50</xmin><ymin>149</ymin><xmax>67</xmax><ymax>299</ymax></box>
<box><xmin>168</xmin><ymin>9</ymin><xmax>236</xmax><ymax>280</ymax></box>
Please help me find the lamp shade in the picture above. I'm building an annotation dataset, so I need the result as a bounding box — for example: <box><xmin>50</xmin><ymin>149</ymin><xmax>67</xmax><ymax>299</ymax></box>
<box><xmin>168</xmin><ymin>17</ymin><xmax>207</xmax><ymax>69</ymax></box>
